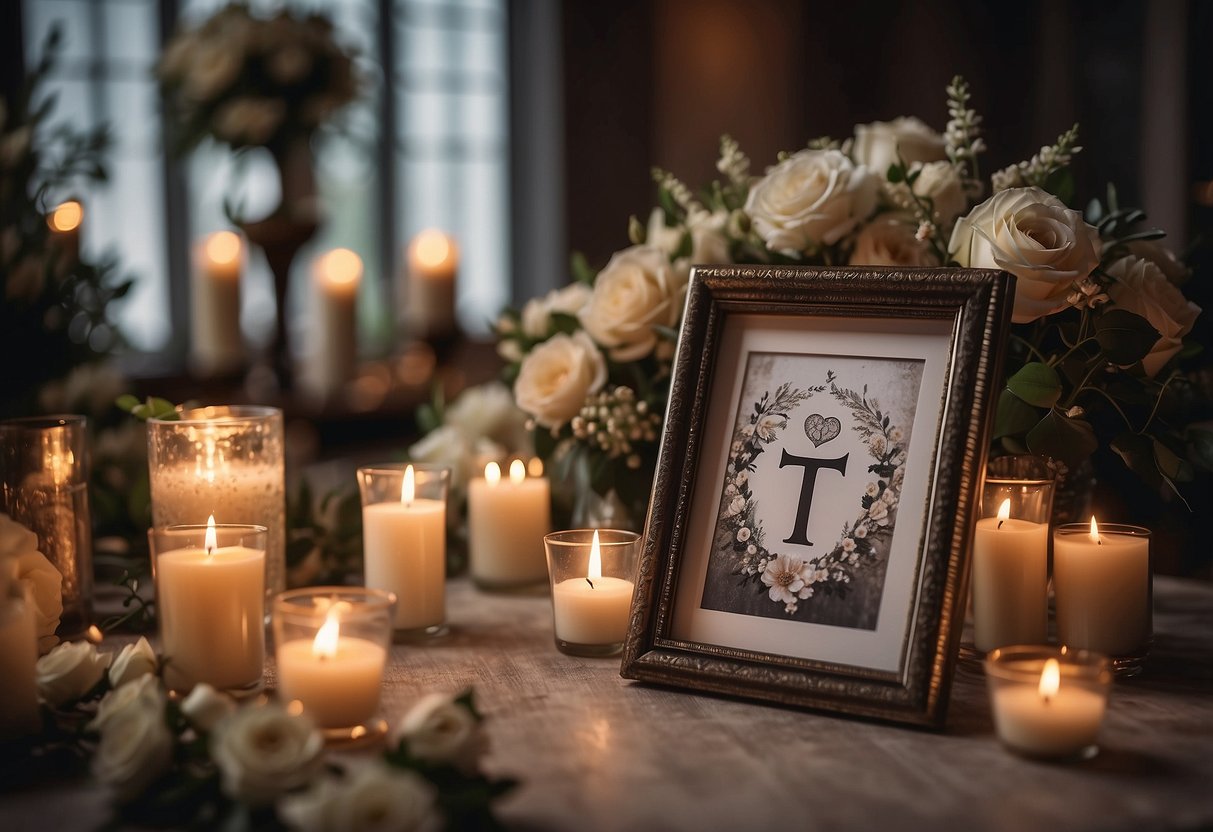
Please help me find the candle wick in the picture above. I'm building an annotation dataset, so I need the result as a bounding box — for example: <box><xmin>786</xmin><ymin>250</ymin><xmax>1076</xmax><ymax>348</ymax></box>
<box><xmin>586</xmin><ymin>577</ymin><xmax>595</xmax><ymax>590</ymax></box>
<box><xmin>997</xmin><ymin>519</ymin><xmax>1004</xmax><ymax>530</ymax></box>
<box><xmin>1042</xmin><ymin>694</ymin><xmax>1051</xmax><ymax>706</ymax></box>
<box><xmin>1097</xmin><ymin>538</ymin><xmax>1102</xmax><ymax>546</ymax></box>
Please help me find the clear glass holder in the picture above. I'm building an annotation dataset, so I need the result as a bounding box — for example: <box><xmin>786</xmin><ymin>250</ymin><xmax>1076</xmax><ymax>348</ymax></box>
<box><xmin>544</xmin><ymin>529</ymin><xmax>639</xmax><ymax>658</ymax></box>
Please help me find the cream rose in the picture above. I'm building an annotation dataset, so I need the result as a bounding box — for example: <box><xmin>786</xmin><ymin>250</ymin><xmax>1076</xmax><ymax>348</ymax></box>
<box><xmin>647</xmin><ymin>208</ymin><xmax>732</xmax><ymax>266</ymax></box>
<box><xmin>180</xmin><ymin>682</ymin><xmax>236</xmax><ymax>732</ymax></box>
<box><xmin>211</xmin><ymin>702</ymin><xmax>325</xmax><ymax>806</ymax></box>
<box><xmin>108</xmin><ymin>636</ymin><xmax>156</xmax><ymax>688</ymax></box>
<box><xmin>854</xmin><ymin>117</ymin><xmax>947</xmax><ymax>178</ymax></box>
<box><xmin>0</xmin><ymin>514</ymin><xmax>62</xmax><ymax>653</ymax></box>
<box><xmin>513</xmin><ymin>331</ymin><xmax>607</xmax><ymax>430</ymax></box>
<box><xmin>89</xmin><ymin>673</ymin><xmax>161</xmax><ymax>733</ymax></box>
<box><xmin>91</xmin><ymin>683</ymin><xmax>172</xmax><ymax>803</ymax></box>
<box><xmin>849</xmin><ymin>217</ymin><xmax>936</xmax><ymax>268</ymax></box>
<box><xmin>578</xmin><ymin>245</ymin><xmax>688</xmax><ymax>362</ymax></box>
<box><xmin>1106</xmin><ymin>255</ymin><xmax>1201</xmax><ymax>376</ymax></box>
<box><xmin>393</xmin><ymin>692</ymin><xmax>484</xmax><ymax>774</ymax></box>
<box><xmin>36</xmin><ymin>640</ymin><xmax>110</xmax><ymax>706</ymax></box>
<box><xmin>949</xmin><ymin>186</ymin><xmax>1101</xmax><ymax>323</ymax></box>
<box><xmin>745</xmin><ymin>149</ymin><xmax>879</xmax><ymax>252</ymax></box>
<box><xmin>520</xmin><ymin>283</ymin><xmax>593</xmax><ymax>338</ymax></box>
<box><xmin>909</xmin><ymin>160</ymin><xmax>967</xmax><ymax>227</ymax></box>
<box><xmin>278</xmin><ymin>762</ymin><xmax>437</xmax><ymax>832</ymax></box>
<box><xmin>1126</xmin><ymin>239</ymin><xmax>1189</xmax><ymax>286</ymax></box>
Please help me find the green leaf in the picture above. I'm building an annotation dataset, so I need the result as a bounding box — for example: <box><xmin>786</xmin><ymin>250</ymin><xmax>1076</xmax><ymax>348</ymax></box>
<box><xmin>1006</xmin><ymin>362</ymin><xmax>1063</xmax><ymax>408</ymax></box>
<box><xmin>673</xmin><ymin>230</ymin><xmax>693</xmax><ymax>261</ymax></box>
<box><xmin>1185</xmin><ymin>424</ymin><xmax>1213</xmax><ymax>472</ymax></box>
<box><xmin>549</xmin><ymin>311</ymin><xmax>580</xmax><ymax>335</ymax></box>
<box><xmin>1026</xmin><ymin>410</ymin><xmax>1098</xmax><ymax>468</ymax></box>
<box><xmin>1153</xmin><ymin>438</ymin><xmax>1193</xmax><ymax>483</ymax></box>
<box><xmin>1095</xmin><ymin>309</ymin><xmax>1160</xmax><ymax>365</ymax></box>
<box><xmin>1111</xmin><ymin>432</ymin><xmax>1161</xmax><ymax>490</ymax></box>
<box><xmin>993</xmin><ymin>388</ymin><xmax>1041</xmax><ymax>439</ymax></box>
<box><xmin>115</xmin><ymin>394</ymin><xmax>139</xmax><ymax>413</ymax></box>
<box><xmin>886</xmin><ymin>163</ymin><xmax>905</xmax><ymax>184</ymax></box>
<box><xmin>1044</xmin><ymin>167</ymin><xmax>1075</xmax><ymax>205</ymax></box>
<box><xmin>570</xmin><ymin>252</ymin><xmax>596</xmax><ymax>286</ymax></box>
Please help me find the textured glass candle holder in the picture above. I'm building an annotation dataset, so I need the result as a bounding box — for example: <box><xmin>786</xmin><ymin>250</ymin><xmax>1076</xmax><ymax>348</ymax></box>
<box><xmin>985</xmin><ymin>644</ymin><xmax>1112</xmax><ymax>761</ymax></box>
<box><xmin>0</xmin><ymin>415</ymin><xmax>93</xmax><ymax>638</ymax></box>
<box><xmin>274</xmin><ymin>586</ymin><xmax>395</xmax><ymax>745</ymax></box>
<box><xmin>147</xmin><ymin>406</ymin><xmax>285</xmax><ymax>596</ymax></box>
<box><xmin>544</xmin><ymin>529</ymin><xmax>639</xmax><ymax>657</ymax></box>
<box><xmin>149</xmin><ymin>523</ymin><xmax>267</xmax><ymax>696</ymax></box>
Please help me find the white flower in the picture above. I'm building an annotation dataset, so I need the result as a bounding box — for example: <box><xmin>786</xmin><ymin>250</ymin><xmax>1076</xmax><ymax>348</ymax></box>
<box><xmin>725</xmin><ymin>495</ymin><xmax>746</xmax><ymax>517</ymax></box>
<box><xmin>908</xmin><ymin>160</ymin><xmax>967</xmax><ymax>227</ymax></box>
<box><xmin>746</xmin><ymin>544</ymin><xmax>757</xmax><ymax>555</ymax></box>
<box><xmin>107</xmin><ymin>636</ymin><xmax>156</xmax><ymax>688</ymax></box>
<box><xmin>279</xmin><ymin>761</ymin><xmax>437</xmax><ymax>832</ymax></box>
<box><xmin>724</xmin><ymin>483</ymin><xmax>738</xmax><ymax>496</ymax></box>
<box><xmin>734</xmin><ymin>471</ymin><xmax>749</xmax><ymax>486</ymax></box>
<box><xmin>755</xmin><ymin>414</ymin><xmax>787</xmax><ymax>442</ymax></box>
<box><xmin>736</xmin><ymin>527</ymin><xmax>752</xmax><ymax>543</ymax></box>
<box><xmin>180</xmin><ymin>682</ymin><xmax>236</xmax><ymax>732</ymax></box>
<box><xmin>496</xmin><ymin>339</ymin><xmax>523</xmax><ymax>363</ymax></box>
<box><xmin>578</xmin><ymin>245</ymin><xmax>688</xmax><ymax>361</ymax></box>
<box><xmin>687</xmin><ymin>208</ymin><xmax>732</xmax><ymax>265</ymax></box>
<box><xmin>520</xmin><ymin>283</ymin><xmax>593</xmax><ymax>338</ymax></box>
<box><xmin>870</xmin><ymin>435</ymin><xmax>887</xmax><ymax>456</ymax></box>
<box><xmin>90</xmin><ymin>673</ymin><xmax>161</xmax><ymax>733</ymax></box>
<box><xmin>849</xmin><ymin>217</ymin><xmax>937</xmax><ymax>268</ymax></box>
<box><xmin>36</xmin><ymin>640</ymin><xmax>110</xmax><ymax>706</ymax></box>
<box><xmin>211</xmin><ymin>702</ymin><xmax>325</xmax><ymax>806</ymax></box>
<box><xmin>92</xmin><ymin>681</ymin><xmax>172</xmax><ymax>803</ymax></box>
<box><xmin>1126</xmin><ymin>239</ymin><xmax>1189</xmax><ymax>286</ymax></box>
<box><xmin>868</xmin><ymin>499</ymin><xmax>890</xmax><ymax>523</ymax></box>
<box><xmin>949</xmin><ymin>186</ymin><xmax>1101</xmax><ymax>324</ymax></box>
<box><xmin>745</xmin><ymin>149</ymin><xmax>879</xmax><ymax>252</ymax></box>
<box><xmin>0</xmin><ymin>514</ymin><xmax>62</xmax><ymax>653</ymax></box>
<box><xmin>760</xmin><ymin>555</ymin><xmax>815</xmax><ymax>607</ymax></box>
<box><xmin>841</xmin><ymin>538</ymin><xmax>856</xmax><ymax>553</ymax></box>
<box><xmin>889</xmin><ymin>427</ymin><xmax>904</xmax><ymax>443</ymax></box>
<box><xmin>444</xmin><ymin>382</ymin><xmax>531</xmax><ymax>453</ymax></box>
<box><xmin>393</xmin><ymin>693</ymin><xmax>484</xmax><ymax>774</ymax></box>
<box><xmin>853</xmin><ymin>117</ymin><xmax>947</xmax><ymax>179</ymax></box>
<box><xmin>645</xmin><ymin>208</ymin><xmax>685</xmax><ymax>256</ymax></box>
<box><xmin>864</xmin><ymin>482</ymin><xmax>880</xmax><ymax>497</ymax></box>
<box><xmin>1106</xmin><ymin>255</ymin><xmax>1201</xmax><ymax>377</ymax></box>
<box><xmin>513</xmin><ymin>331</ymin><xmax>607</xmax><ymax>430</ymax></box>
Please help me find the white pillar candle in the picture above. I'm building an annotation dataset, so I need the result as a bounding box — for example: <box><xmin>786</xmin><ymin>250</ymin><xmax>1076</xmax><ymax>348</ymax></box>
<box><xmin>190</xmin><ymin>231</ymin><xmax>244</xmax><ymax>376</ymax></box>
<box><xmin>276</xmin><ymin>608</ymin><xmax>387</xmax><ymax>729</ymax></box>
<box><xmin>157</xmin><ymin>517</ymin><xmax>265</xmax><ymax>692</ymax></box>
<box><xmin>990</xmin><ymin>658</ymin><xmax>1107</xmax><ymax>758</ymax></box>
<box><xmin>405</xmin><ymin>230</ymin><xmax>458</xmax><ymax>340</ymax></box>
<box><xmin>307</xmin><ymin>248</ymin><xmax>362</xmax><ymax>396</ymax></box>
<box><xmin>363</xmin><ymin>464</ymin><xmax>446</xmax><ymax>632</ymax></box>
<box><xmin>1055</xmin><ymin>518</ymin><xmax>1151</xmax><ymax>656</ymax></box>
<box><xmin>551</xmin><ymin>530</ymin><xmax>634</xmax><ymax>646</ymax></box>
<box><xmin>0</xmin><ymin>593</ymin><xmax>40</xmax><ymax>739</ymax></box>
<box><xmin>971</xmin><ymin>498</ymin><xmax>1048</xmax><ymax>652</ymax></box>
<box><xmin>467</xmin><ymin>460</ymin><xmax>551</xmax><ymax>588</ymax></box>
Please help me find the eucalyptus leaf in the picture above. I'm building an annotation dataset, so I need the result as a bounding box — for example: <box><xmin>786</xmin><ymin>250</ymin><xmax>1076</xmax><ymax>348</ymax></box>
<box><xmin>1153</xmin><ymin>438</ymin><xmax>1193</xmax><ymax>483</ymax></box>
<box><xmin>1026</xmin><ymin>410</ymin><xmax>1098</xmax><ymax>468</ymax></box>
<box><xmin>1111</xmin><ymin>432</ymin><xmax>1161</xmax><ymax>490</ymax></box>
<box><xmin>994</xmin><ymin>388</ymin><xmax>1041</xmax><ymax>439</ymax></box>
<box><xmin>1095</xmin><ymin>309</ymin><xmax>1160</xmax><ymax>365</ymax></box>
<box><xmin>549</xmin><ymin>311</ymin><xmax>580</xmax><ymax>335</ymax></box>
<box><xmin>1006</xmin><ymin>362</ymin><xmax>1062</xmax><ymax>408</ymax></box>
<box><xmin>570</xmin><ymin>251</ymin><xmax>596</xmax><ymax>286</ymax></box>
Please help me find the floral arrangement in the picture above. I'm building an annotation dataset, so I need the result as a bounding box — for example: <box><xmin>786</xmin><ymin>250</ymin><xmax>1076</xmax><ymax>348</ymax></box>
<box><xmin>157</xmin><ymin>3</ymin><xmax>359</xmax><ymax>153</ymax></box>
<box><xmin>494</xmin><ymin>76</ymin><xmax>1204</xmax><ymax>517</ymax></box>
<box><xmin>1</xmin><ymin>514</ymin><xmax>63</xmax><ymax>653</ymax></box>
<box><xmin>27</xmin><ymin>635</ymin><xmax>514</xmax><ymax>830</ymax></box>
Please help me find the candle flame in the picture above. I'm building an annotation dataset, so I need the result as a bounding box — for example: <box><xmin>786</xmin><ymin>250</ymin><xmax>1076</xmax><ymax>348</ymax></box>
<box><xmin>588</xmin><ymin>529</ymin><xmax>603</xmax><ymax>583</ymax></box>
<box><xmin>413</xmin><ymin>229</ymin><xmax>452</xmax><ymax>268</ymax></box>
<box><xmin>996</xmin><ymin>498</ymin><xmax>1010</xmax><ymax>529</ymax></box>
<box><xmin>485</xmin><ymin>461</ymin><xmax>501</xmax><ymax>486</ymax></box>
<box><xmin>527</xmin><ymin>457</ymin><xmax>544</xmax><ymax>478</ymax></box>
<box><xmin>318</xmin><ymin>248</ymin><xmax>363</xmax><ymax>287</ymax></box>
<box><xmin>1039</xmin><ymin>657</ymin><xmax>1060</xmax><ymax>702</ymax></box>
<box><xmin>313</xmin><ymin>608</ymin><xmax>340</xmax><ymax>659</ymax></box>
<box><xmin>402</xmin><ymin>464</ymin><xmax>415</xmax><ymax>505</ymax></box>
<box><xmin>86</xmin><ymin>625</ymin><xmax>104</xmax><ymax>644</ymax></box>
<box><xmin>205</xmin><ymin>514</ymin><xmax>217</xmax><ymax>556</ymax></box>
<box><xmin>205</xmin><ymin>230</ymin><xmax>241</xmax><ymax>265</ymax></box>
<box><xmin>509</xmin><ymin>458</ymin><xmax>526</xmax><ymax>484</ymax></box>
<box><xmin>49</xmin><ymin>200</ymin><xmax>83</xmax><ymax>232</ymax></box>
<box><xmin>1089</xmin><ymin>516</ymin><xmax>1101</xmax><ymax>545</ymax></box>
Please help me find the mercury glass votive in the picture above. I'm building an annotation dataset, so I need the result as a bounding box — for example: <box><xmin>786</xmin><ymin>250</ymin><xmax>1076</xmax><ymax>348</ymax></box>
<box><xmin>273</xmin><ymin>587</ymin><xmax>395</xmax><ymax>744</ymax></box>
<box><xmin>984</xmin><ymin>645</ymin><xmax>1112</xmax><ymax>760</ymax></box>
<box><xmin>0</xmin><ymin>414</ymin><xmax>93</xmax><ymax>637</ymax></box>
<box><xmin>544</xmin><ymin>529</ymin><xmax>639</xmax><ymax>657</ymax></box>
<box><xmin>149</xmin><ymin>522</ymin><xmax>267</xmax><ymax>696</ymax></box>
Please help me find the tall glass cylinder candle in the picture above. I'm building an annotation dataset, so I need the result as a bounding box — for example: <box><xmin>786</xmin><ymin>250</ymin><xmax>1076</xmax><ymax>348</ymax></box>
<box><xmin>149</xmin><ymin>521</ymin><xmax>266</xmax><ymax>695</ymax></box>
<box><xmin>147</xmin><ymin>406</ymin><xmax>286</xmax><ymax>595</ymax></box>
<box><xmin>544</xmin><ymin>529</ymin><xmax>639</xmax><ymax>656</ymax></box>
<box><xmin>0</xmin><ymin>414</ymin><xmax>93</xmax><ymax>637</ymax></box>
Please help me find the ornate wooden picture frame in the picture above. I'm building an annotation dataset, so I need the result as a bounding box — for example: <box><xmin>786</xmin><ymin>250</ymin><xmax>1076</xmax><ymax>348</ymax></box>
<box><xmin>620</xmin><ymin>265</ymin><xmax>1015</xmax><ymax>728</ymax></box>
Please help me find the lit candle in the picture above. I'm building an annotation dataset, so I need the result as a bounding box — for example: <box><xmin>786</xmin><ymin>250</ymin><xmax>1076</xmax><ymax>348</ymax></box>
<box><xmin>276</xmin><ymin>604</ymin><xmax>387</xmax><ymax>730</ymax></box>
<box><xmin>362</xmin><ymin>464</ymin><xmax>447</xmax><ymax>634</ymax></box>
<box><xmin>987</xmin><ymin>653</ymin><xmax>1109</xmax><ymax>758</ymax></box>
<box><xmin>405</xmin><ymin>230</ymin><xmax>458</xmax><ymax>340</ymax></box>
<box><xmin>467</xmin><ymin>459</ymin><xmax>551</xmax><ymax>589</ymax></box>
<box><xmin>551</xmin><ymin>530</ymin><xmax>635</xmax><ymax>647</ymax></box>
<box><xmin>47</xmin><ymin>200</ymin><xmax>82</xmax><ymax>269</ymax></box>
<box><xmin>307</xmin><ymin>248</ymin><xmax>362</xmax><ymax>396</ymax></box>
<box><xmin>1054</xmin><ymin>518</ymin><xmax>1152</xmax><ymax>658</ymax></box>
<box><xmin>0</xmin><ymin>588</ymin><xmax>40</xmax><ymax>739</ymax></box>
<box><xmin>190</xmin><ymin>231</ymin><xmax>244</xmax><ymax>376</ymax></box>
<box><xmin>971</xmin><ymin>498</ymin><xmax>1048</xmax><ymax>652</ymax></box>
<box><xmin>153</xmin><ymin>516</ymin><xmax>265</xmax><ymax>693</ymax></box>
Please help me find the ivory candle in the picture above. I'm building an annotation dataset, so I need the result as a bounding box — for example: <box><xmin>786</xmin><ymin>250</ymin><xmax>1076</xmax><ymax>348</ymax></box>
<box><xmin>971</xmin><ymin>498</ymin><xmax>1048</xmax><ymax>652</ymax></box>
<box><xmin>1054</xmin><ymin>518</ymin><xmax>1151</xmax><ymax>657</ymax></box>
<box><xmin>468</xmin><ymin>460</ymin><xmax>550</xmax><ymax>589</ymax></box>
<box><xmin>276</xmin><ymin>608</ymin><xmax>387</xmax><ymax>729</ymax></box>
<box><xmin>308</xmin><ymin>248</ymin><xmax>362</xmax><ymax>395</ymax></box>
<box><xmin>47</xmin><ymin>200</ymin><xmax>82</xmax><ymax>269</ymax></box>
<box><xmin>405</xmin><ymin>230</ymin><xmax>458</xmax><ymax>340</ymax></box>
<box><xmin>190</xmin><ymin>231</ymin><xmax>244</xmax><ymax>375</ymax></box>
<box><xmin>0</xmin><ymin>593</ymin><xmax>40</xmax><ymax>739</ymax></box>
<box><xmin>551</xmin><ymin>530</ymin><xmax>634</xmax><ymax>646</ymax></box>
<box><xmin>989</xmin><ymin>657</ymin><xmax>1108</xmax><ymax>758</ymax></box>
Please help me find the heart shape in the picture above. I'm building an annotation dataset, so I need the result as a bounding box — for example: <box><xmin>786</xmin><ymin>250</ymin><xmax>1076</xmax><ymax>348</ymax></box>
<box><xmin>804</xmin><ymin>413</ymin><xmax>842</xmax><ymax>447</ymax></box>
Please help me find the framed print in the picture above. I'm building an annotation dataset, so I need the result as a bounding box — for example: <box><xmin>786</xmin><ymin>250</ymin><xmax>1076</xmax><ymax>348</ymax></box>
<box><xmin>620</xmin><ymin>265</ymin><xmax>1015</xmax><ymax>728</ymax></box>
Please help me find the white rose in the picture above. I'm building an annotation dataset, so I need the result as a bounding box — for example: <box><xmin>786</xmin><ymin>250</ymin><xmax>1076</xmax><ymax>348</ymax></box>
<box><xmin>1126</xmin><ymin>239</ymin><xmax>1190</xmax><ymax>286</ymax></box>
<box><xmin>393</xmin><ymin>692</ymin><xmax>484</xmax><ymax>774</ymax></box>
<box><xmin>578</xmin><ymin>245</ymin><xmax>688</xmax><ymax>361</ymax></box>
<box><xmin>36</xmin><ymin>640</ymin><xmax>110</xmax><ymax>706</ymax></box>
<box><xmin>180</xmin><ymin>683</ymin><xmax>236</xmax><ymax>732</ymax></box>
<box><xmin>92</xmin><ymin>682</ymin><xmax>172</xmax><ymax>803</ymax></box>
<box><xmin>745</xmin><ymin>149</ymin><xmax>879</xmax><ymax>252</ymax></box>
<box><xmin>211</xmin><ymin>702</ymin><xmax>325</xmax><ymax>806</ymax></box>
<box><xmin>1106</xmin><ymin>255</ymin><xmax>1201</xmax><ymax>377</ymax></box>
<box><xmin>0</xmin><ymin>513</ymin><xmax>63</xmax><ymax>653</ymax></box>
<box><xmin>513</xmin><ymin>331</ymin><xmax>607</xmax><ymax>429</ymax></box>
<box><xmin>853</xmin><ymin>116</ymin><xmax>947</xmax><ymax>179</ymax></box>
<box><xmin>687</xmin><ymin>209</ymin><xmax>732</xmax><ymax>264</ymax></box>
<box><xmin>909</xmin><ymin>161</ymin><xmax>967</xmax><ymax>227</ymax></box>
<box><xmin>726</xmin><ymin>495</ymin><xmax>746</xmax><ymax>516</ymax></box>
<box><xmin>520</xmin><ymin>282</ymin><xmax>593</xmax><ymax>339</ymax></box>
<box><xmin>108</xmin><ymin>636</ymin><xmax>156</xmax><ymax>688</ymax></box>
<box><xmin>949</xmin><ymin>186</ymin><xmax>1101</xmax><ymax>323</ymax></box>
<box><xmin>279</xmin><ymin>762</ymin><xmax>437</xmax><ymax>832</ymax></box>
<box><xmin>645</xmin><ymin>207</ymin><xmax>685</xmax><ymax>257</ymax></box>
<box><xmin>89</xmin><ymin>673</ymin><xmax>161</xmax><ymax>733</ymax></box>
<box><xmin>849</xmin><ymin>217</ymin><xmax>936</xmax><ymax>268</ymax></box>
<box><xmin>445</xmin><ymin>381</ymin><xmax>530</xmax><ymax>444</ymax></box>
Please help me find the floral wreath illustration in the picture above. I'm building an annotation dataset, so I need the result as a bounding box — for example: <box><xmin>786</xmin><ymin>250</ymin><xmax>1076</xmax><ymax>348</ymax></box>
<box><xmin>717</xmin><ymin>371</ymin><xmax>908</xmax><ymax>615</ymax></box>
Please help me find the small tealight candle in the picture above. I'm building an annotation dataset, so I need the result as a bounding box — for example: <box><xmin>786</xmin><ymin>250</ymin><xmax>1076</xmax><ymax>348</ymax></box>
<box><xmin>47</xmin><ymin>200</ymin><xmax>83</xmax><ymax>268</ymax></box>
<box><xmin>274</xmin><ymin>587</ymin><xmax>394</xmax><ymax>743</ymax></box>
<box><xmin>307</xmin><ymin>248</ymin><xmax>363</xmax><ymax>396</ymax></box>
<box><xmin>468</xmin><ymin>459</ymin><xmax>551</xmax><ymax>590</ymax></box>
<box><xmin>190</xmin><ymin>231</ymin><xmax>244</xmax><ymax>375</ymax></box>
<box><xmin>985</xmin><ymin>645</ymin><xmax>1112</xmax><ymax>760</ymax></box>
<box><xmin>544</xmin><ymin>529</ymin><xmax>639</xmax><ymax>656</ymax></box>
<box><xmin>404</xmin><ymin>229</ymin><xmax>458</xmax><ymax>340</ymax></box>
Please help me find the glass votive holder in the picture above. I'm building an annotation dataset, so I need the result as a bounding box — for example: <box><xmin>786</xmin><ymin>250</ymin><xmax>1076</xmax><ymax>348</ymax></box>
<box><xmin>273</xmin><ymin>587</ymin><xmax>395</xmax><ymax>744</ymax></box>
<box><xmin>984</xmin><ymin>645</ymin><xmax>1112</xmax><ymax>761</ymax></box>
<box><xmin>968</xmin><ymin>455</ymin><xmax>1054</xmax><ymax>655</ymax></box>
<box><xmin>148</xmin><ymin>522</ymin><xmax>267</xmax><ymax>696</ymax></box>
<box><xmin>147</xmin><ymin>405</ymin><xmax>286</xmax><ymax>597</ymax></box>
<box><xmin>0</xmin><ymin>414</ymin><xmax>93</xmax><ymax>638</ymax></box>
<box><xmin>1053</xmin><ymin>521</ymin><xmax>1151</xmax><ymax>675</ymax></box>
<box><xmin>467</xmin><ymin>459</ymin><xmax>552</xmax><ymax>592</ymax></box>
<box><xmin>543</xmin><ymin>529</ymin><xmax>639</xmax><ymax>657</ymax></box>
<box><xmin>357</xmin><ymin>464</ymin><xmax>450</xmax><ymax>639</ymax></box>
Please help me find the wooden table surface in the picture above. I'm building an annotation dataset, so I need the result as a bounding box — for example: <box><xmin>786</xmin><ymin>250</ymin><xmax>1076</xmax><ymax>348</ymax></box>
<box><xmin>5</xmin><ymin>576</ymin><xmax>1212</xmax><ymax>831</ymax></box>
